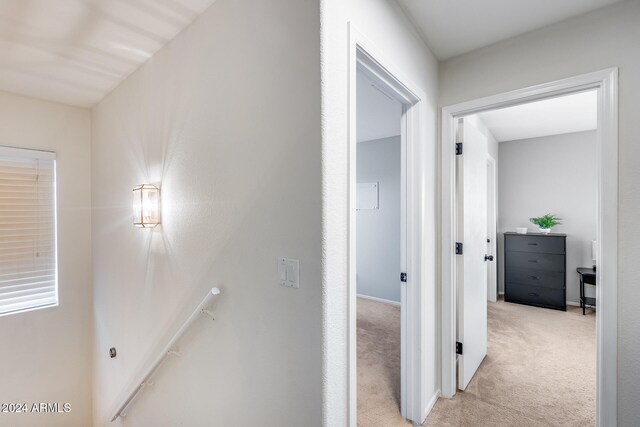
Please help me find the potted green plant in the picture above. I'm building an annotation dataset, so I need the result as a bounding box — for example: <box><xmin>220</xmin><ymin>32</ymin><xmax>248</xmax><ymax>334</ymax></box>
<box><xmin>529</xmin><ymin>214</ymin><xmax>561</xmax><ymax>234</ymax></box>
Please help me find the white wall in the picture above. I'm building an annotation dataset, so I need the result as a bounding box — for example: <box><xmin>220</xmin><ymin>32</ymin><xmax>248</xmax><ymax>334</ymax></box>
<box><xmin>321</xmin><ymin>0</ymin><xmax>440</xmax><ymax>423</ymax></box>
<box><xmin>357</xmin><ymin>136</ymin><xmax>401</xmax><ymax>303</ymax></box>
<box><xmin>0</xmin><ymin>90</ymin><xmax>92</xmax><ymax>426</ymax></box>
<box><xmin>439</xmin><ymin>1</ymin><xmax>640</xmax><ymax>423</ymax></box>
<box><xmin>497</xmin><ymin>131</ymin><xmax>597</xmax><ymax>303</ymax></box>
<box><xmin>91</xmin><ymin>0</ymin><xmax>322</xmax><ymax>425</ymax></box>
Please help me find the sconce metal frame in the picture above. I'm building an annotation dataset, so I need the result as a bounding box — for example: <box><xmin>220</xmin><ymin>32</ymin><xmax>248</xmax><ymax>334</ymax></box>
<box><xmin>133</xmin><ymin>184</ymin><xmax>160</xmax><ymax>228</ymax></box>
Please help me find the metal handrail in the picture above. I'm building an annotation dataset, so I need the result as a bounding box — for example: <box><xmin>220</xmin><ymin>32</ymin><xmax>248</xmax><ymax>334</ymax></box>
<box><xmin>109</xmin><ymin>287</ymin><xmax>221</xmax><ymax>422</ymax></box>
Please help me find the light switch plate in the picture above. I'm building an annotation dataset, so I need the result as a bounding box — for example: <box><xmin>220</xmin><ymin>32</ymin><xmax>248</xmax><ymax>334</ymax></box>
<box><xmin>279</xmin><ymin>258</ymin><xmax>299</xmax><ymax>289</ymax></box>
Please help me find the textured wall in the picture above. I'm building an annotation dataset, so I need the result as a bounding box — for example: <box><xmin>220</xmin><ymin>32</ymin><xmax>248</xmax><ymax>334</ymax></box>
<box><xmin>91</xmin><ymin>0</ymin><xmax>322</xmax><ymax>425</ymax></box>
<box><xmin>0</xmin><ymin>90</ymin><xmax>92</xmax><ymax>427</ymax></box>
<box><xmin>440</xmin><ymin>1</ymin><xmax>640</xmax><ymax>423</ymax></box>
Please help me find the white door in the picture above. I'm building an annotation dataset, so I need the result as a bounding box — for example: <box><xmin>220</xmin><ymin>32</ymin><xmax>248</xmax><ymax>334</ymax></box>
<box><xmin>456</xmin><ymin>117</ymin><xmax>488</xmax><ymax>390</ymax></box>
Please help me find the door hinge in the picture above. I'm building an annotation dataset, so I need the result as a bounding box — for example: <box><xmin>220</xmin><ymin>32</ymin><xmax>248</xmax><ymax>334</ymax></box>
<box><xmin>456</xmin><ymin>341</ymin><xmax>463</xmax><ymax>355</ymax></box>
<box><xmin>400</xmin><ymin>272</ymin><xmax>407</xmax><ymax>283</ymax></box>
<box><xmin>455</xmin><ymin>242</ymin><xmax>463</xmax><ymax>255</ymax></box>
<box><xmin>456</xmin><ymin>142</ymin><xmax>463</xmax><ymax>155</ymax></box>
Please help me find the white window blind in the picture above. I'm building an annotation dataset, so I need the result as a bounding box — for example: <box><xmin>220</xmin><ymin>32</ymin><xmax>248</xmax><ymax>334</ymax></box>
<box><xmin>0</xmin><ymin>146</ymin><xmax>57</xmax><ymax>316</ymax></box>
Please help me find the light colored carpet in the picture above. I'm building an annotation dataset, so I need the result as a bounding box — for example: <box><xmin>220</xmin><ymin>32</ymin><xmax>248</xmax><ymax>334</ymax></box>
<box><xmin>357</xmin><ymin>297</ymin><xmax>596</xmax><ymax>427</ymax></box>
<box><xmin>357</xmin><ymin>297</ymin><xmax>411</xmax><ymax>427</ymax></box>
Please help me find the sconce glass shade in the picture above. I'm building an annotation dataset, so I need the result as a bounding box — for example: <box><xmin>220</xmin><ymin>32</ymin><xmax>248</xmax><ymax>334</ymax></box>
<box><xmin>133</xmin><ymin>184</ymin><xmax>160</xmax><ymax>228</ymax></box>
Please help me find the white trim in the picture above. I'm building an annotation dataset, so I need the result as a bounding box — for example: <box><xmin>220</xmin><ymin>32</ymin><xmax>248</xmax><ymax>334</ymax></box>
<box><xmin>486</xmin><ymin>155</ymin><xmax>498</xmax><ymax>303</ymax></box>
<box><xmin>422</xmin><ymin>390</ymin><xmax>440</xmax><ymax>421</ymax></box>
<box><xmin>494</xmin><ymin>298</ymin><xmax>584</xmax><ymax>308</ymax></box>
<box><xmin>357</xmin><ymin>294</ymin><xmax>401</xmax><ymax>307</ymax></box>
<box><xmin>348</xmin><ymin>23</ymin><xmax>430</xmax><ymax>425</ymax></box>
<box><xmin>440</xmin><ymin>68</ymin><xmax>618</xmax><ymax>427</ymax></box>
<box><xmin>0</xmin><ymin>145</ymin><xmax>56</xmax><ymax>160</ymax></box>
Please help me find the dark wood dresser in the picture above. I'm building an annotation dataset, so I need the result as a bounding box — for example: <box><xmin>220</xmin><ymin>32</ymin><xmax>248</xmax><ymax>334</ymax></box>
<box><xmin>504</xmin><ymin>232</ymin><xmax>566</xmax><ymax>311</ymax></box>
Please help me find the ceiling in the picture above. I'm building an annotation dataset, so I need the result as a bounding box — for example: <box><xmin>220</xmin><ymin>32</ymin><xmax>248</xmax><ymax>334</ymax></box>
<box><xmin>396</xmin><ymin>0</ymin><xmax>625</xmax><ymax>60</ymax></box>
<box><xmin>0</xmin><ymin>1</ymin><xmax>624</xmax><ymax>108</ymax></box>
<box><xmin>475</xmin><ymin>90</ymin><xmax>597</xmax><ymax>142</ymax></box>
<box><xmin>357</xmin><ymin>72</ymin><xmax>402</xmax><ymax>143</ymax></box>
<box><xmin>0</xmin><ymin>0</ymin><xmax>216</xmax><ymax>107</ymax></box>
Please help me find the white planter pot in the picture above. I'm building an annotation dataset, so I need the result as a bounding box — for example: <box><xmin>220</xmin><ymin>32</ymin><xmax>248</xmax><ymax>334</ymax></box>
<box><xmin>539</xmin><ymin>228</ymin><xmax>551</xmax><ymax>234</ymax></box>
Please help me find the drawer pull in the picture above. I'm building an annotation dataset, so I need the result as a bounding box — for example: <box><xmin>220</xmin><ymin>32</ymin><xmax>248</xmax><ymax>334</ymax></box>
<box><xmin>529</xmin><ymin>275</ymin><xmax>539</xmax><ymax>280</ymax></box>
<box><xmin>528</xmin><ymin>292</ymin><xmax>539</xmax><ymax>297</ymax></box>
<box><xmin>528</xmin><ymin>260</ymin><xmax>538</xmax><ymax>263</ymax></box>
<box><xmin>527</xmin><ymin>243</ymin><xmax>538</xmax><ymax>246</ymax></box>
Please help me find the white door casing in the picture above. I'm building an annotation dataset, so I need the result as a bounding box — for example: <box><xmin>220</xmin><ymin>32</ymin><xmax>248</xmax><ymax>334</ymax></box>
<box><xmin>487</xmin><ymin>155</ymin><xmax>498</xmax><ymax>302</ymax></box>
<box><xmin>441</xmin><ymin>68</ymin><xmax>618</xmax><ymax>426</ymax></box>
<box><xmin>348</xmin><ymin>24</ymin><xmax>430</xmax><ymax>426</ymax></box>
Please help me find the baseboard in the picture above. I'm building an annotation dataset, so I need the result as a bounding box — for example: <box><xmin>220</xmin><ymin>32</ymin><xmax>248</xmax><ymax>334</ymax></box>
<box><xmin>356</xmin><ymin>293</ymin><xmax>400</xmax><ymax>306</ymax></box>
<box><xmin>420</xmin><ymin>390</ymin><xmax>440</xmax><ymax>424</ymax></box>
<box><xmin>500</xmin><ymin>296</ymin><xmax>585</xmax><ymax>308</ymax></box>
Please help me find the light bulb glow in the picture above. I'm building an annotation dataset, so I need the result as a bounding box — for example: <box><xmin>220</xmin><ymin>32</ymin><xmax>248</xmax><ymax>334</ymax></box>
<box><xmin>133</xmin><ymin>184</ymin><xmax>160</xmax><ymax>228</ymax></box>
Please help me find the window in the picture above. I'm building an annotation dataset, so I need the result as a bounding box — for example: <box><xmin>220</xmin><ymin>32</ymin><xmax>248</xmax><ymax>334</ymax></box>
<box><xmin>0</xmin><ymin>146</ymin><xmax>57</xmax><ymax>316</ymax></box>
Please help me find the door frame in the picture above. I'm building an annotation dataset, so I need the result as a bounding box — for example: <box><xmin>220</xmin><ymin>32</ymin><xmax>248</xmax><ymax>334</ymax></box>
<box><xmin>486</xmin><ymin>154</ymin><xmax>498</xmax><ymax>303</ymax></box>
<box><xmin>440</xmin><ymin>68</ymin><xmax>618</xmax><ymax>426</ymax></box>
<box><xmin>348</xmin><ymin>24</ymin><xmax>427</xmax><ymax>425</ymax></box>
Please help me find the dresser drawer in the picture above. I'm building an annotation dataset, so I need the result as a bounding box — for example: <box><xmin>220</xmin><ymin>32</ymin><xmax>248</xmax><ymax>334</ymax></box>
<box><xmin>505</xmin><ymin>251</ymin><xmax>565</xmax><ymax>272</ymax></box>
<box><xmin>505</xmin><ymin>266</ymin><xmax>565</xmax><ymax>289</ymax></box>
<box><xmin>505</xmin><ymin>235</ymin><xmax>565</xmax><ymax>254</ymax></box>
<box><xmin>505</xmin><ymin>283</ymin><xmax>565</xmax><ymax>310</ymax></box>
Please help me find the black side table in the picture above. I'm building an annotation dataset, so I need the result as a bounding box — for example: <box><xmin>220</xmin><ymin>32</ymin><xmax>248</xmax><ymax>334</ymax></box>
<box><xmin>577</xmin><ymin>267</ymin><xmax>596</xmax><ymax>315</ymax></box>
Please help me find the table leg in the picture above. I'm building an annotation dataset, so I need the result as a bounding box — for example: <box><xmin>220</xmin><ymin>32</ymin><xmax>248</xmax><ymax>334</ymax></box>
<box><xmin>581</xmin><ymin>276</ymin><xmax>585</xmax><ymax>315</ymax></box>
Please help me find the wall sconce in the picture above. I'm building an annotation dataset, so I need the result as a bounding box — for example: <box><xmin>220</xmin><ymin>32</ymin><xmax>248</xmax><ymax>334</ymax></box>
<box><xmin>133</xmin><ymin>184</ymin><xmax>160</xmax><ymax>228</ymax></box>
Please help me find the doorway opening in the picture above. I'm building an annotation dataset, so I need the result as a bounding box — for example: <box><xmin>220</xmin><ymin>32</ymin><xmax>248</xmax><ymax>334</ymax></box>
<box><xmin>459</xmin><ymin>90</ymin><xmax>600</xmax><ymax>412</ymax></box>
<box><xmin>440</xmin><ymin>69</ymin><xmax>618</xmax><ymax>426</ymax></box>
<box><xmin>348</xmin><ymin>35</ymin><xmax>430</xmax><ymax>425</ymax></box>
<box><xmin>355</xmin><ymin>67</ymin><xmax>406</xmax><ymax>425</ymax></box>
